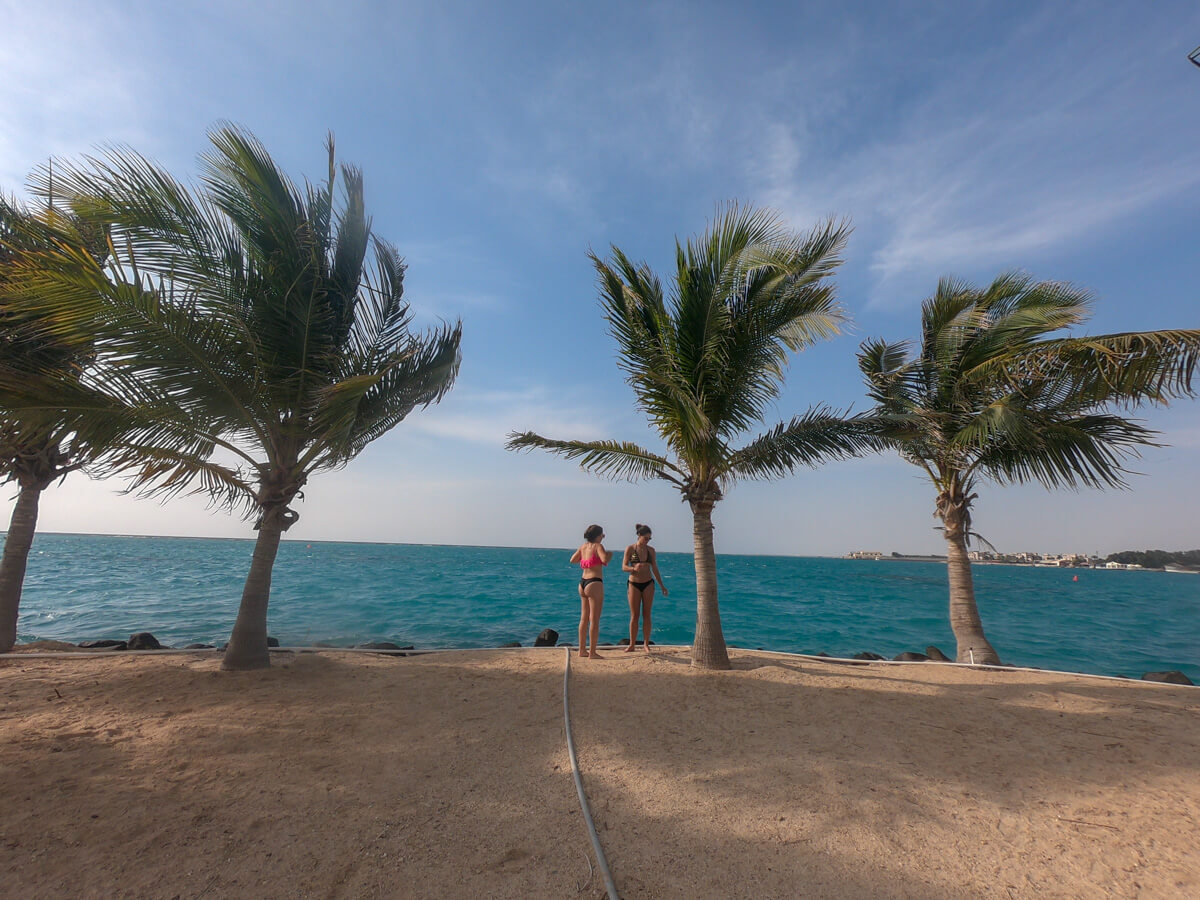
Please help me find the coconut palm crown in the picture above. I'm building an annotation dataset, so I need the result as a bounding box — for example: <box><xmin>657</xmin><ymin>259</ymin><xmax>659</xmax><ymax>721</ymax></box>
<box><xmin>509</xmin><ymin>204</ymin><xmax>881</xmax><ymax>669</ymax></box>
<box><xmin>9</xmin><ymin>128</ymin><xmax>462</xmax><ymax>669</ymax></box>
<box><xmin>859</xmin><ymin>272</ymin><xmax>1200</xmax><ymax>665</ymax></box>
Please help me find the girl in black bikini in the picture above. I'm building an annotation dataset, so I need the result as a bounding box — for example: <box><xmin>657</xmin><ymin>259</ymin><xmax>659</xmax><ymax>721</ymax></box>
<box><xmin>570</xmin><ymin>524</ymin><xmax>612</xmax><ymax>658</ymax></box>
<box><xmin>622</xmin><ymin>524</ymin><xmax>667</xmax><ymax>652</ymax></box>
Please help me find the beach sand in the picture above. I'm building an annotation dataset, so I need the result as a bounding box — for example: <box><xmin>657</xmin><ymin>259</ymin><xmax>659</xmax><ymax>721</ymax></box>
<box><xmin>1</xmin><ymin>648</ymin><xmax>1197</xmax><ymax>898</ymax></box>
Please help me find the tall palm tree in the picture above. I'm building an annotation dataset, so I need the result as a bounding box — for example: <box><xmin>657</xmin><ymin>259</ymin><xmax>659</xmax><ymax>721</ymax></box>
<box><xmin>10</xmin><ymin>128</ymin><xmax>462</xmax><ymax>669</ymax></box>
<box><xmin>508</xmin><ymin>205</ymin><xmax>880</xmax><ymax>669</ymax></box>
<box><xmin>859</xmin><ymin>273</ymin><xmax>1200</xmax><ymax>665</ymax></box>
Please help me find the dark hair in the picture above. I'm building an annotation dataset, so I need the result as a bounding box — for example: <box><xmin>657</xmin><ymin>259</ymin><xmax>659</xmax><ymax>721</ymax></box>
<box><xmin>584</xmin><ymin>524</ymin><xmax>604</xmax><ymax>542</ymax></box>
<box><xmin>635</xmin><ymin>523</ymin><xmax>652</xmax><ymax>537</ymax></box>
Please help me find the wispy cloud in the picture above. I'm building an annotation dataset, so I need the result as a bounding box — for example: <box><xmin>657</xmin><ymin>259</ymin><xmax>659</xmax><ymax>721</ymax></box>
<box><xmin>409</xmin><ymin>384</ymin><xmax>608</xmax><ymax>447</ymax></box>
<box><xmin>751</xmin><ymin>9</ymin><xmax>1200</xmax><ymax>307</ymax></box>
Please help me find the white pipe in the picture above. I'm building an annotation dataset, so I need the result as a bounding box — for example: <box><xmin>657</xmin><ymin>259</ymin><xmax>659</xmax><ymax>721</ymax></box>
<box><xmin>563</xmin><ymin>647</ymin><xmax>619</xmax><ymax>900</ymax></box>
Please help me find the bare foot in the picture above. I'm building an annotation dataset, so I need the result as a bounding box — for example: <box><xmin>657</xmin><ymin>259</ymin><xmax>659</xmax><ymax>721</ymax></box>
<box><xmin>578</xmin><ymin>649</ymin><xmax>587</xmax><ymax>657</ymax></box>
<box><xmin>622</xmin><ymin>643</ymin><xmax>637</xmax><ymax>653</ymax></box>
<box><xmin>642</xmin><ymin>643</ymin><xmax>652</xmax><ymax>652</ymax></box>
<box><xmin>588</xmin><ymin>651</ymin><xmax>605</xmax><ymax>659</ymax></box>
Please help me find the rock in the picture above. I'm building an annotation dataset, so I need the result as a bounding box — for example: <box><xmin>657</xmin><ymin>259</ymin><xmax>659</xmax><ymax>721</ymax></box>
<box><xmin>925</xmin><ymin>645</ymin><xmax>951</xmax><ymax>662</ymax></box>
<box><xmin>534</xmin><ymin>629</ymin><xmax>559</xmax><ymax>647</ymax></box>
<box><xmin>500</xmin><ymin>641</ymin><xmax>522</xmax><ymax>648</ymax></box>
<box><xmin>267</xmin><ymin>637</ymin><xmax>280</xmax><ymax>648</ymax></box>
<box><xmin>355</xmin><ymin>642</ymin><xmax>402</xmax><ymax>651</ymax></box>
<box><xmin>78</xmin><ymin>640</ymin><xmax>127</xmax><ymax>651</ymax></box>
<box><xmin>182</xmin><ymin>643</ymin><xmax>214</xmax><ymax>650</ymax></box>
<box><xmin>894</xmin><ymin>651</ymin><xmax>930</xmax><ymax>662</ymax></box>
<box><xmin>853</xmin><ymin>651</ymin><xmax>885</xmax><ymax>661</ymax></box>
<box><xmin>15</xmin><ymin>640</ymin><xmax>77</xmax><ymax>651</ymax></box>
<box><xmin>127</xmin><ymin>632</ymin><xmax>162</xmax><ymax>651</ymax></box>
<box><xmin>1141</xmin><ymin>671</ymin><xmax>1194</xmax><ymax>686</ymax></box>
<box><xmin>310</xmin><ymin>642</ymin><xmax>337</xmax><ymax>648</ymax></box>
<box><xmin>816</xmin><ymin>652</ymin><xmax>831</xmax><ymax>657</ymax></box>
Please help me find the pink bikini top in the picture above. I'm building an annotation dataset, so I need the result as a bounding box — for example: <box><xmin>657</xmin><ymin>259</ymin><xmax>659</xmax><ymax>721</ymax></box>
<box><xmin>580</xmin><ymin>557</ymin><xmax>601</xmax><ymax>568</ymax></box>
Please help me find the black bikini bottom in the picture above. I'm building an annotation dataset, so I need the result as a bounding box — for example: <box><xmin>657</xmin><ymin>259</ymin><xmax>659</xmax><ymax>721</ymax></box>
<box><xmin>628</xmin><ymin>579</ymin><xmax>654</xmax><ymax>591</ymax></box>
<box><xmin>580</xmin><ymin>577</ymin><xmax>603</xmax><ymax>588</ymax></box>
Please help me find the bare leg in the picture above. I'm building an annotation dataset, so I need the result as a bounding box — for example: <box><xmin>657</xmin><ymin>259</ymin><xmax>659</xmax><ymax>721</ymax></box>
<box><xmin>586</xmin><ymin>585</ymin><xmax>604</xmax><ymax>658</ymax></box>
<box><xmin>641</xmin><ymin>585</ymin><xmax>654</xmax><ymax>650</ymax></box>
<box><xmin>578</xmin><ymin>587</ymin><xmax>588</xmax><ymax>656</ymax></box>
<box><xmin>624</xmin><ymin>582</ymin><xmax>640</xmax><ymax>651</ymax></box>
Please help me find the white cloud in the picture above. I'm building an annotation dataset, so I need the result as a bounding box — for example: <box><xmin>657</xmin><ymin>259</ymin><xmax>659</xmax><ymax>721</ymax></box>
<box><xmin>751</xmin><ymin>11</ymin><xmax>1200</xmax><ymax>307</ymax></box>
<box><xmin>408</xmin><ymin>384</ymin><xmax>608</xmax><ymax>447</ymax></box>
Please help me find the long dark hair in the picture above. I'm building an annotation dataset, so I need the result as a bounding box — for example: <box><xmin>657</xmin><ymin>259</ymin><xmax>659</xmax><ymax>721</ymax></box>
<box><xmin>584</xmin><ymin>524</ymin><xmax>604</xmax><ymax>542</ymax></box>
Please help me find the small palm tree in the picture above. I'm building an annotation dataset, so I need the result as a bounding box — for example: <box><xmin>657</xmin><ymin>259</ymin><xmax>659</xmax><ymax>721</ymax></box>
<box><xmin>0</xmin><ymin>197</ymin><xmax>149</xmax><ymax>652</ymax></box>
<box><xmin>859</xmin><ymin>273</ymin><xmax>1200</xmax><ymax>664</ymax></box>
<box><xmin>509</xmin><ymin>204</ymin><xmax>880</xmax><ymax>669</ymax></box>
<box><xmin>12</xmin><ymin>128</ymin><xmax>462</xmax><ymax>669</ymax></box>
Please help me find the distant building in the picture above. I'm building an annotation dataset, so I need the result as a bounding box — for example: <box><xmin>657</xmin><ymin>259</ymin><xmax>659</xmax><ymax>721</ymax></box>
<box><xmin>846</xmin><ymin>551</ymin><xmax>885</xmax><ymax>559</ymax></box>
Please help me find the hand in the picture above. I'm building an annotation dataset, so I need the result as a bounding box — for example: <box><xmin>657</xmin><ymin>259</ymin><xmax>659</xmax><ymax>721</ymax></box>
<box><xmin>661</xmin><ymin>586</ymin><xmax>668</xmax><ymax>596</ymax></box>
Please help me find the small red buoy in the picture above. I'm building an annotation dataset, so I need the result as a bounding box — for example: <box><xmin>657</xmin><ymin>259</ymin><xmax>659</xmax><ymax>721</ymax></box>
<box><xmin>1072</xmin><ymin>574</ymin><xmax>1079</xmax><ymax>582</ymax></box>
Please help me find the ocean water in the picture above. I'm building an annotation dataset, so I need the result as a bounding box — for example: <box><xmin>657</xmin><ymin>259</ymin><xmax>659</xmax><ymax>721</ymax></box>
<box><xmin>12</xmin><ymin>533</ymin><xmax>1200</xmax><ymax>680</ymax></box>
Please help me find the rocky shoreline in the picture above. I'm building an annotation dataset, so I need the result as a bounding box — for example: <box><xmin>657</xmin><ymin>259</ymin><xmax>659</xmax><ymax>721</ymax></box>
<box><xmin>6</xmin><ymin>628</ymin><xmax>1194</xmax><ymax>686</ymax></box>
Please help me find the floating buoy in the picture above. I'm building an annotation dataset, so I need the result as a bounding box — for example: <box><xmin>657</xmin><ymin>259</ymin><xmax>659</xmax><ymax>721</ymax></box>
<box><xmin>1072</xmin><ymin>574</ymin><xmax>1079</xmax><ymax>582</ymax></box>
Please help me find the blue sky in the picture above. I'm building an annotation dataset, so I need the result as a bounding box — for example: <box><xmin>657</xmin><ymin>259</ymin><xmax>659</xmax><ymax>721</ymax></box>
<box><xmin>2</xmin><ymin>1</ymin><xmax>1198</xmax><ymax>555</ymax></box>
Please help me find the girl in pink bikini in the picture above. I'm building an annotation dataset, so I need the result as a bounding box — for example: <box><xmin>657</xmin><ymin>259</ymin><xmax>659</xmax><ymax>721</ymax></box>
<box><xmin>570</xmin><ymin>524</ymin><xmax>612</xmax><ymax>658</ymax></box>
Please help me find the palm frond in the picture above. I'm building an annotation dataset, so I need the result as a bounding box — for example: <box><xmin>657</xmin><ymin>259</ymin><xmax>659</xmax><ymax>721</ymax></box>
<box><xmin>975</xmin><ymin>413</ymin><xmax>1156</xmax><ymax>490</ymax></box>
<box><xmin>505</xmin><ymin>432</ymin><xmax>684</xmax><ymax>485</ymax></box>
<box><xmin>726</xmin><ymin>408</ymin><xmax>886</xmax><ymax>481</ymax></box>
<box><xmin>990</xmin><ymin>329</ymin><xmax>1200</xmax><ymax>405</ymax></box>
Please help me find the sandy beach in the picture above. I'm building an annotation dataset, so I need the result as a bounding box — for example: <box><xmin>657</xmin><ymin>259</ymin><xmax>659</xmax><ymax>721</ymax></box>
<box><xmin>1</xmin><ymin>648</ymin><xmax>1197</xmax><ymax>899</ymax></box>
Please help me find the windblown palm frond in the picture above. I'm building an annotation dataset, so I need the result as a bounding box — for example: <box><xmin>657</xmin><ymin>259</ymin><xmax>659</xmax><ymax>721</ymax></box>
<box><xmin>506</xmin><ymin>433</ymin><xmax>684</xmax><ymax>485</ymax></box>
<box><xmin>726</xmin><ymin>408</ymin><xmax>886</xmax><ymax>481</ymax></box>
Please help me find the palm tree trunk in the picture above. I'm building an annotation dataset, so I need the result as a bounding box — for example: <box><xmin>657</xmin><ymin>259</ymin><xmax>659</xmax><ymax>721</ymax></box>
<box><xmin>690</xmin><ymin>500</ymin><xmax>730</xmax><ymax>670</ymax></box>
<box><xmin>945</xmin><ymin>531</ymin><xmax>1000</xmax><ymax>665</ymax></box>
<box><xmin>222</xmin><ymin>513</ymin><xmax>285</xmax><ymax>671</ymax></box>
<box><xmin>0</xmin><ymin>483</ymin><xmax>43</xmax><ymax>653</ymax></box>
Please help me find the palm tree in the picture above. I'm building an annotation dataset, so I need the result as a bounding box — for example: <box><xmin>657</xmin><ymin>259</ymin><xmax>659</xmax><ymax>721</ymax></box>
<box><xmin>0</xmin><ymin>196</ymin><xmax>149</xmax><ymax>652</ymax></box>
<box><xmin>859</xmin><ymin>273</ymin><xmax>1200</xmax><ymax>665</ymax></box>
<box><xmin>11</xmin><ymin>128</ymin><xmax>462</xmax><ymax>669</ymax></box>
<box><xmin>508</xmin><ymin>205</ymin><xmax>880</xmax><ymax>669</ymax></box>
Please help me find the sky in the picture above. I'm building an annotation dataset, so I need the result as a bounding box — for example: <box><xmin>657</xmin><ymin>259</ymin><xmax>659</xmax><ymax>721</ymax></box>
<box><xmin>1</xmin><ymin>0</ymin><xmax>1198</xmax><ymax>556</ymax></box>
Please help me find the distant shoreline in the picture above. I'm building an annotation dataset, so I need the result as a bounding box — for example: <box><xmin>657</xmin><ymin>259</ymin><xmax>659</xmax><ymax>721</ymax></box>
<box><xmin>850</xmin><ymin>554</ymin><xmax>1200</xmax><ymax>573</ymax></box>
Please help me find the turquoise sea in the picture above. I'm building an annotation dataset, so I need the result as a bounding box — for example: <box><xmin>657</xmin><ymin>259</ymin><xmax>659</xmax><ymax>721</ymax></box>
<box><xmin>12</xmin><ymin>533</ymin><xmax>1200</xmax><ymax>681</ymax></box>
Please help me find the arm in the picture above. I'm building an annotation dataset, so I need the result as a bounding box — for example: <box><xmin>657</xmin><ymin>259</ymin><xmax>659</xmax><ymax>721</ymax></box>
<box><xmin>622</xmin><ymin>545</ymin><xmax>637</xmax><ymax>573</ymax></box>
<box><xmin>569</xmin><ymin>545</ymin><xmax>582</xmax><ymax>565</ymax></box>
<box><xmin>650</xmin><ymin>548</ymin><xmax>668</xmax><ymax>595</ymax></box>
<box><xmin>598</xmin><ymin>543</ymin><xmax>613</xmax><ymax>565</ymax></box>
